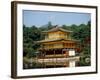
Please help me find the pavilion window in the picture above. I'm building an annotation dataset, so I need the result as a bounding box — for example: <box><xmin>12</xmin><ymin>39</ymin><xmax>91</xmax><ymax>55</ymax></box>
<box><xmin>71</xmin><ymin>43</ymin><xmax>72</xmax><ymax>47</ymax></box>
<box><xmin>66</xmin><ymin>43</ymin><xmax>67</xmax><ymax>47</ymax></box>
<box><xmin>69</xmin><ymin>43</ymin><xmax>71</xmax><ymax>48</ymax></box>
<box><xmin>68</xmin><ymin>43</ymin><xmax>69</xmax><ymax>48</ymax></box>
<box><xmin>70</xmin><ymin>43</ymin><xmax>72</xmax><ymax>47</ymax></box>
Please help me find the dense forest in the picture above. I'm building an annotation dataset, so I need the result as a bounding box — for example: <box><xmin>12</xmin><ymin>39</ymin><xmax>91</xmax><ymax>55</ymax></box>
<box><xmin>23</xmin><ymin>21</ymin><xmax>91</xmax><ymax>67</ymax></box>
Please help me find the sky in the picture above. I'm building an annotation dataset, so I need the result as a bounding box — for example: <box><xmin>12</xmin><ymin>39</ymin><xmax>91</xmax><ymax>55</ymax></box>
<box><xmin>23</xmin><ymin>10</ymin><xmax>91</xmax><ymax>27</ymax></box>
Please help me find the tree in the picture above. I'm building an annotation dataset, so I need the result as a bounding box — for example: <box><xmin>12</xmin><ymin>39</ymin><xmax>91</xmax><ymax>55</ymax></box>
<box><xmin>23</xmin><ymin>25</ymin><xmax>42</xmax><ymax>58</ymax></box>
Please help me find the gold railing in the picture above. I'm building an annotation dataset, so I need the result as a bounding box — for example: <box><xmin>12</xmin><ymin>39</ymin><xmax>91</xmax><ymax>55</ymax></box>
<box><xmin>44</xmin><ymin>46</ymin><xmax>75</xmax><ymax>50</ymax></box>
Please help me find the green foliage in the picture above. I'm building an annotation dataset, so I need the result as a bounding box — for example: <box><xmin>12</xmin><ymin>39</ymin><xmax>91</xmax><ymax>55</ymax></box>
<box><xmin>79</xmin><ymin>55</ymin><xmax>91</xmax><ymax>66</ymax></box>
<box><xmin>23</xmin><ymin>25</ymin><xmax>42</xmax><ymax>58</ymax></box>
<box><xmin>23</xmin><ymin>21</ymin><xmax>91</xmax><ymax>66</ymax></box>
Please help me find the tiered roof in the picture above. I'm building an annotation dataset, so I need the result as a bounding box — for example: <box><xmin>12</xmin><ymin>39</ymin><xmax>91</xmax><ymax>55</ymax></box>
<box><xmin>42</xmin><ymin>26</ymin><xmax>73</xmax><ymax>33</ymax></box>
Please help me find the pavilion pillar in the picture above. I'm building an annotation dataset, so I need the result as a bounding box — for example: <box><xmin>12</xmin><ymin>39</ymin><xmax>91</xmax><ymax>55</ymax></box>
<box><xmin>41</xmin><ymin>50</ymin><xmax>45</xmax><ymax>68</ymax></box>
<box><xmin>43</xmin><ymin>51</ymin><xmax>46</xmax><ymax>68</ymax></box>
<box><xmin>53</xmin><ymin>50</ymin><xmax>56</xmax><ymax>67</ymax></box>
<box><xmin>69</xmin><ymin>49</ymin><xmax>75</xmax><ymax>67</ymax></box>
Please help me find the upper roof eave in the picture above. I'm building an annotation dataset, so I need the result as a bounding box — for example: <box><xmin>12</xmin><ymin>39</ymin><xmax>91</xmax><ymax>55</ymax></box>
<box><xmin>42</xmin><ymin>26</ymin><xmax>73</xmax><ymax>33</ymax></box>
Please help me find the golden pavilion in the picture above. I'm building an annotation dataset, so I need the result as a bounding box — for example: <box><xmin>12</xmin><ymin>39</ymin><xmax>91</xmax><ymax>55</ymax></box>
<box><xmin>37</xmin><ymin>26</ymin><xmax>80</xmax><ymax>68</ymax></box>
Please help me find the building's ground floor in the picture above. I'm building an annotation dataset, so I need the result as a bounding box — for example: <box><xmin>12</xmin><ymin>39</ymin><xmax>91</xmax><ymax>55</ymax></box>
<box><xmin>23</xmin><ymin>48</ymin><xmax>80</xmax><ymax>69</ymax></box>
<box><xmin>38</xmin><ymin>48</ymin><xmax>77</xmax><ymax>58</ymax></box>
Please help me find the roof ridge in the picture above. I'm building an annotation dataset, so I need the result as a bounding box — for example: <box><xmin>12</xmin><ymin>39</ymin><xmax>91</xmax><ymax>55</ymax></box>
<box><xmin>42</xmin><ymin>26</ymin><xmax>73</xmax><ymax>33</ymax></box>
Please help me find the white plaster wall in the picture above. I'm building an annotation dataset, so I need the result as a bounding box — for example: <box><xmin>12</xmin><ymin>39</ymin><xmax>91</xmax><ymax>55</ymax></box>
<box><xmin>69</xmin><ymin>50</ymin><xmax>75</xmax><ymax>56</ymax></box>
